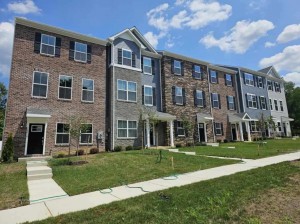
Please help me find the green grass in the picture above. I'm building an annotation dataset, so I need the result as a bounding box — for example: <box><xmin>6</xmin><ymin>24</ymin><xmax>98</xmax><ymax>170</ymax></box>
<box><xmin>29</xmin><ymin>160</ymin><xmax>300</xmax><ymax>224</ymax></box>
<box><xmin>0</xmin><ymin>162</ymin><xmax>28</xmax><ymax>210</ymax></box>
<box><xmin>50</xmin><ymin>150</ymin><xmax>237</xmax><ymax>195</ymax></box>
<box><xmin>180</xmin><ymin>138</ymin><xmax>300</xmax><ymax>159</ymax></box>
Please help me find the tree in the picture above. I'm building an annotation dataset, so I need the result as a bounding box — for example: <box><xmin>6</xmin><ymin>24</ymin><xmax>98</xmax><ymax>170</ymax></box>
<box><xmin>1</xmin><ymin>133</ymin><xmax>14</xmax><ymax>162</ymax></box>
<box><xmin>0</xmin><ymin>82</ymin><xmax>7</xmax><ymax>140</ymax></box>
<box><xmin>181</xmin><ymin>114</ymin><xmax>194</xmax><ymax>146</ymax></box>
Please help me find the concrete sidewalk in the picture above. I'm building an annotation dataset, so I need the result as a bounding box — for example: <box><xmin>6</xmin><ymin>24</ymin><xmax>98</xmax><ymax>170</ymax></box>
<box><xmin>0</xmin><ymin>151</ymin><xmax>299</xmax><ymax>224</ymax></box>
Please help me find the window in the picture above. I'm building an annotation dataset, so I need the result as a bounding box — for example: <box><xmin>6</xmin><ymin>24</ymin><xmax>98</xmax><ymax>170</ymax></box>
<box><xmin>195</xmin><ymin>90</ymin><xmax>204</xmax><ymax>107</ymax></box>
<box><xmin>56</xmin><ymin>123</ymin><xmax>70</xmax><ymax>145</ymax></box>
<box><xmin>212</xmin><ymin>93</ymin><xmax>220</xmax><ymax>108</ymax></box>
<box><xmin>117</xmin><ymin>80</ymin><xmax>137</xmax><ymax>102</ymax></box>
<box><xmin>74</xmin><ymin>42</ymin><xmax>87</xmax><ymax>62</ymax></box>
<box><xmin>32</xmin><ymin>71</ymin><xmax>48</xmax><ymax>98</ymax></box>
<box><xmin>260</xmin><ymin>96</ymin><xmax>267</xmax><ymax>110</ymax></box>
<box><xmin>40</xmin><ymin>34</ymin><xmax>56</xmax><ymax>56</ymax></box>
<box><xmin>210</xmin><ymin>70</ymin><xmax>217</xmax><ymax>83</ymax></box>
<box><xmin>59</xmin><ymin>75</ymin><xmax>72</xmax><ymax>100</ymax></box>
<box><xmin>143</xmin><ymin>57</ymin><xmax>152</xmax><ymax>75</ymax></box>
<box><xmin>267</xmin><ymin>80</ymin><xmax>273</xmax><ymax>91</ymax></box>
<box><xmin>250</xmin><ymin>121</ymin><xmax>258</xmax><ymax>132</ymax></box>
<box><xmin>227</xmin><ymin>96</ymin><xmax>235</xmax><ymax>110</ymax></box>
<box><xmin>277</xmin><ymin>122</ymin><xmax>282</xmax><ymax>132</ymax></box>
<box><xmin>245</xmin><ymin>73</ymin><xmax>254</xmax><ymax>86</ymax></box>
<box><xmin>176</xmin><ymin>121</ymin><xmax>185</xmax><ymax>136</ymax></box>
<box><xmin>269</xmin><ymin>99</ymin><xmax>273</xmax><ymax>110</ymax></box>
<box><xmin>247</xmin><ymin>94</ymin><xmax>257</xmax><ymax>109</ymax></box>
<box><xmin>214</xmin><ymin>123</ymin><xmax>222</xmax><ymax>135</ymax></box>
<box><xmin>173</xmin><ymin>60</ymin><xmax>182</xmax><ymax>75</ymax></box>
<box><xmin>257</xmin><ymin>76</ymin><xmax>263</xmax><ymax>88</ymax></box>
<box><xmin>193</xmin><ymin>65</ymin><xmax>202</xmax><ymax>79</ymax></box>
<box><xmin>175</xmin><ymin>86</ymin><xmax>183</xmax><ymax>105</ymax></box>
<box><xmin>31</xmin><ymin>125</ymin><xmax>43</xmax><ymax>132</ymax></box>
<box><xmin>274</xmin><ymin>82</ymin><xmax>281</xmax><ymax>92</ymax></box>
<box><xmin>225</xmin><ymin>74</ymin><xmax>232</xmax><ymax>86</ymax></box>
<box><xmin>82</xmin><ymin>79</ymin><xmax>94</xmax><ymax>102</ymax></box>
<box><xmin>122</xmin><ymin>49</ymin><xmax>132</xmax><ymax>66</ymax></box>
<box><xmin>80</xmin><ymin>124</ymin><xmax>93</xmax><ymax>144</ymax></box>
<box><xmin>144</xmin><ymin>86</ymin><xmax>153</xmax><ymax>106</ymax></box>
<box><xmin>280</xmin><ymin>101</ymin><xmax>283</xmax><ymax>111</ymax></box>
<box><xmin>117</xmin><ymin>120</ymin><xmax>137</xmax><ymax>138</ymax></box>
<box><xmin>274</xmin><ymin>100</ymin><xmax>278</xmax><ymax>111</ymax></box>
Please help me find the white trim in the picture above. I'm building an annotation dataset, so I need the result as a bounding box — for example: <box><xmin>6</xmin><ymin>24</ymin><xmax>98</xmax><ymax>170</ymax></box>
<box><xmin>144</xmin><ymin>85</ymin><xmax>153</xmax><ymax>106</ymax></box>
<box><xmin>58</xmin><ymin>75</ymin><xmax>73</xmax><ymax>101</ymax></box>
<box><xmin>24</xmin><ymin>123</ymin><xmax>47</xmax><ymax>155</ymax></box>
<box><xmin>228</xmin><ymin>95</ymin><xmax>235</xmax><ymax>110</ymax></box>
<box><xmin>195</xmin><ymin>90</ymin><xmax>204</xmax><ymax>107</ymax></box>
<box><xmin>246</xmin><ymin>93</ymin><xmax>258</xmax><ymax>109</ymax></box>
<box><xmin>74</xmin><ymin>42</ymin><xmax>87</xmax><ymax>63</ymax></box>
<box><xmin>122</xmin><ymin>48</ymin><xmax>132</xmax><ymax>67</ymax></box>
<box><xmin>117</xmin><ymin>119</ymin><xmax>138</xmax><ymax>139</ymax></box>
<box><xmin>175</xmin><ymin>86</ymin><xmax>184</xmax><ymax>105</ymax></box>
<box><xmin>214</xmin><ymin>122</ymin><xmax>222</xmax><ymax>136</ymax></box>
<box><xmin>81</xmin><ymin>78</ymin><xmax>94</xmax><ymax>103</ymax></box>
<box><xmin>27</xmin><ymin>114</ymin><xmax>51</xmax><ymax>118</ymax></box>
<box><xmin>143</xmin><ymin>57</ymin><xmax>152</xmax><ymax>75</ymax></box>
<box><xmin>55</xmin><ymin>122</ymin><xmax>70</xmax><ymax>145</ymax></box>
<box><xmin>212</xmin><ymin>92</ymin><xmax>219</xmax><ymax>108</ymax></box>
<box><xmin>43</xmin><ymin>123</ymin><xmax>47</xmax><ymax>155</ymax></box>
<box><xmin>244</xmin><ymin>73</ymin><xmax>254</xmax><ymax>86</ymax></box>
<box><xmin>109</xmin><ymin>29</ymin><xmax>146</xmax><ymax>49</ymax></box>
<box><xmin>117</xmin><ymin>79</ymin><xmax>137</xmax><ymax>103</ymax></box>
<box><xmin>176</xmin><ymin>121</ymin><xmax>185</xmax><ymax>137</ymax></box>
<box><xmin>112</xmin><ymin>63</ymin><xmax>142</xmax><ymax>72</ymax></box>
<box><xmin>210</xmin><ymin>70</ymin><xmax>218</xmax><ymax>84</ymax></box>
<box><xmin>79</xmin><ymin>123</ymin><xmax>93</xmax><ymax>145</ymax></box>
<box><xmin>225</xmin><ymin>74</ymin><xmax>233</xmax><ymax>86</ymax></box>
<box><xmin>40</xmin><ymin>34</ymin><xmax>56</xmax><ymax>56</ymax></box>
<box><xmin>173</xmin><ymin>59</ymin><xmax>182</xmax><ymax>75</ymax></box>
<box><xmin>31</xmin><ymin>71</ymin><xmax>49</xmax><ymax>99</ymax></box>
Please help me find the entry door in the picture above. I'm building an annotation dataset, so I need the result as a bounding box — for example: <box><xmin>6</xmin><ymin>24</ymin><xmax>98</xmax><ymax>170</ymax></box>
<box><xmin>198</xmin><ymin>123</ymin><xmax>205</xmax><ymax>142</ymax></box>
<box><xmin>27</xmin><ymin>124</ymin><xmax>45</xmax><ymax>154</ymax></box>
<box><xmin>283</xmin><ymin>123</ymin><xmax>287</xmax><ymax>136</ymax></box>
<box><xmin>231</xmin><ymin>124</ymin><xmax>237</xmax><ymax>141</ymax></box>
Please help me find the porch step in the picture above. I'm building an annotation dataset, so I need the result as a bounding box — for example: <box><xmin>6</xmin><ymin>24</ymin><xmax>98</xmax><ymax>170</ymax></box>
<box><xmin>27</xmin><ymin>160</ymin><xmax>48</xmax><ymax>167</ymax></box>
<box><xmin>206</xmin><ymin>143</ymin><xmax>220</xmax><ymax>147</ymax></box>
<box><xmin>27</xmin><ymin>173</ymin><xmax>53</xmax><ymax>181</ymax></box>
<box><xmin>27</xmin><ymin>166</ymin><xmax>52</xmax><ymax>176</ymax></box>
<box><xmin>19</xmin><ymin>156</ymin><xmax>52</xmax><ymax>162</ymax></box>
<box><xmin>168</xmin><ymin>149</ymin><xmax>179</xmax><ymax>152</ymax></box>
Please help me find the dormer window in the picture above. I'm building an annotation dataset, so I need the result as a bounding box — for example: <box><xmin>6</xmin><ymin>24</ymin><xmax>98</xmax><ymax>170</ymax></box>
<box><xmin>143</xmin><ymin>57</ymin><xmax>152</xmax><ymax>75</ymax></box>
<box><xmin>117</xmin><ymin>48</ymin><xmax>136</xmax><ymax>68</ymax></box>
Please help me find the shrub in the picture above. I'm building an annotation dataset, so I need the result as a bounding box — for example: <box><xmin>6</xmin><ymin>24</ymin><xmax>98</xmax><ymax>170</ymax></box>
<box><xmin>223</xmin><ymin>139</ymin><xmax>228</xmax><ymax>143</ymax></box>
<box><xmin>125</xmin><ymin>146</ymin><xmax>133</xmax><ymax>151</ymax></box>
<box><xmin>90</xmin><ymin>148</ymin><xmax>98</xmax><ymax>154</ymax></box>
<box><xmin>57</xmin><ymin>153</ymin><xmax>65</xmax><ymax>158</ymax></box>
<box><xmin>77</xmin><ymin>149</ymin><xmax>85</xmax><ymax>156</ymax></box>
<box><xmin>175</xmin><ymin>143</ymin><xmax>182</xmax><ymax>148</ymax></box>
<box><xmin>114</xmin><ymin>146</ymin><xmax>122</xmax><ymax>152</ymax></box>
<box><xmin>186</xmin><ymin>142</ymin><xmax>193</xmax><ymax>147</ymax></box>
<box><xmin>133</xmin><ymin>146</ymin><xmax>142</xmax><ymax>150</ymax></box>
<box><xmin>1</xmin><ymin>133</ymin><xmax>14</xmax><ymax>162</ymax></box>
<box><xmin>217</xmin><ymin>140</ymin><xmax>222</xmax><ymax>143</ymax></box>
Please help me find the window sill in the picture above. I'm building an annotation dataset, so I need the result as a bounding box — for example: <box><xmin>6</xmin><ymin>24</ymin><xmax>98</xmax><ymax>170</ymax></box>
<box><xmin>245</xmin><ymin>83</ymin><xmax>254</xmax><ymax>87</ymax></box>
<box><xmin>40</xmin><ymin>52</ymin><xmax>55</xmax><ymax>57</ymax></box>
<box><xmin>32</xmin><ymin>96</ymin><xmax>47</xmax><ymax>99</ymax></box>
<box><xmin>55</xmin><ymin>144</ymin><xmax>69</xmax><ymax>147</ymax></box>
<box><xmin>248</xmin><ymin>107</ymin><xmax>257</xmax><ymax>109</ymax></box>
<box><xmin>175</xmin><ymin>103</ymin><xmax>184</xmax><ymax>106</ymax></box>
<box><xmin>58</xmin><ymin>98</ymin><xmax>72</xmax><ymax>102</ymax></box>
<box><xmin>143</xmin><ymin>72</ymin><xmax>153</xmax><ymax>76</ymax></box>
<box><xmin>74</xmin><ymin>59</ymin><xmax>87</xmax><ymax>64</ymax></box>
<box><xmin>117</xmin><ymin>99</ymin><xmax>137</xmax><ymax>103</ymax></box>
<box><xmin>117</xmin><ymin>137</ymin><xmax>138</xmax><ymax>139</ymax></box>
<box><xmin>79</xmin><ymin>143</ymin><xmax>93</xmax><ymax>146</ymax></box>
<box><xmin>81</xmin><ymin>100</ymin><xmax>94</xmax><ymax>104</ymax></box>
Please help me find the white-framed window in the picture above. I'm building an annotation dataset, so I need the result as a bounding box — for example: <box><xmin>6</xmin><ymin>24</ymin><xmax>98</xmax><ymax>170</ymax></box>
<box><xmin>269</xmin><ymin>99</ymin><xmax>273</xmax><ymax>110</ymax></box>
<box><xmin>267</xmin><ymin>80</ymin><xmax>273</xmax><ymax>91</ymax></box>
<box><xmin>274</xmin><ymin>99</ymin><xmax>278</xmax><ymax>111</ymax></box>
<box><xmin>250</xmin><ymin>121</ymin><xmax>258</xmax><ymax>132</ymax></box>
<box><xmin>32</xmin><ymin>71</ymin><xmax>48</xmax><ymax>98</ymax></box>
<box><xmin>117</xmin><ymin>120</ymin><xmax>137</xmax><ymax>138</ymax></box>
<box><xmin>260</xmin><ymin>96</ymin><xmax>267</xmax><ymax>110</ymax></box>
<box><xmin>82</xmin><ymin>79</ymin><xmax>94</xmax><ymax>102</ymax></box>
<box><xmin>117</xmin><ymin>80</ymin><xmax>137</xmax><ymax>102</ymax></box>
<box><xmin>227</xmin><ymin>96</ymin><xmax>235</xmax><ymax>110</ymax></box>
<box><xmin>143</xmin><ymin>57</ymin><xmax>152</xmax><ymax>75</ymax></box>
<box><xmin>31</xmin><ymin>125</ymin><xmax>43</xmax><ymax>132</ymax></box>
<box><xmin>225</xmin><ymin>74</ymin><xmax>232</xmax><ymax>86</ymax></box>
<box><xmin>245</xmin><ymin>73</ymin><xmax>254</xmax><ymax>86</ymax></box>
<box><xmin>58</xmin><ymin>75</ymin><xmax>72</xmax><ymax>100</ymax></box>
<box><xmin>173</xmin><ymin>60</ymin><xmax>182</xmax><ymax>75</ymax></box>
<box><xmin>40</xmin><ymin>34</ymin><xmax>56</xmax><ymax>56</ymax></box>
<box><xmin>280</xmin><ymin>101</ymin><xmax>284</xmax><ymax>111</ymax></box>
<box><xmin>257</xmin><ymin>76</ymin><xmax>263</xmax><ymax>88</ymax></box>
<box><xmin>274</xmin><ymin>82</ymin><xmax>280</xmax><ymax>92</ymax></box>
<box><xmin>210</xmin><ymin>70</ymin><xmax>217</xmax><ymax>83</ymax></box>
<box><xmin>175</xmin><ymin>86</ymin><xmax>183</xmax><ymax>105</ymax></box>
<box><xmin>212</xmin><ymin>93</ymin><xmax>219</xmax><ymax>108</ymax></box>
<box><xmin>195</xmin><ymin>90</ymin><xmax>204</xmax><ymax>107</ymax></box>
<box><xmin>74</xmin><ymin>42</ymin><xmax>87</xmax><ymax>62</ymax></box>
<box><xmin>80</xmin><ymin>124</ymin><xmax>93</xmax><ymax>144</ymax></box>
<box><xmin>144</xmin><ymin>86</ymin><xmax>153</xmax><ymax>106</ymax></box>
<box><xmin>122</xmin><ymin>49</ymin><xmax>132</xmax><ymax>66</ymax></box>
<box><xmin>176</xmin><ymin>121</ymin><xmax>185</xmax><ymax>136</ymax></box>
<box><xmin>193</xmin><ymin>65</ymin><xmax>202</xmax><ymax>79</ymax></box>
<box><xmin>56</xmin><ymin>123</ymin><xmax>70</xmax><ymax>145</ymax></box>
<box><xmin>247</xmin><ymin>94</ymin><xmax>257</xmax><ymax>109</ymax></box>
<box><xmin>277</xmin><ymin>122</ymin><xmax>282</xmax><ymax>132</ymax></box>
<box><xmin>214</xmin><ymin>123</ymin><xmax>222</xmax><ymax>135</ymax></box>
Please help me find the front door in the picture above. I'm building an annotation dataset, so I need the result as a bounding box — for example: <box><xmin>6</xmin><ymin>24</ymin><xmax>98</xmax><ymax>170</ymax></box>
<box><xmin>231</xmin><ymin>124</ymin><xmax>237</xmax><ymax>141</ymax></box>
<box><xmin>27</xmin><ymin>124</ymin><xmax>45</xmax><ymax>154</ymax></box>
<box><xmin>283</xmin><ymin>123</ymin><xmax>287</xmax><ymax>136</ymax></box>
<box><xmin>198</xmin><ymin>123</ymin><xmax>205</xmax><ymax>142</ymax></box>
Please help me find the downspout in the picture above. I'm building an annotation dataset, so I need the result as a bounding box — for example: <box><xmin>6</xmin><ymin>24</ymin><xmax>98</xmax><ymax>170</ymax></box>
<box><xmin>207</xmin><ymin>65</ymin><xmax>215</xmax><ymax>143</ymax></box>
<box><xmin>111</xmin><ymin>42</ymin><xmax>115</xmax><ymax>151</ymax></box>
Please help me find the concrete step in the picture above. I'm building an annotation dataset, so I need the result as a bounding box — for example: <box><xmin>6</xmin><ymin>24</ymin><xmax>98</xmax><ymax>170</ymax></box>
<box><xmin>19</xmin><ymin>156</ymin><xmax>52</xmax><ymax>162</ymax></box>
<box><xmin>27</xmin><ymin>161</ymin><xmax>48</xmax><ymax>167</ymax></box>
<box><xmin>27</xmin><ymin>173</ymin><xmax>53</xmax><ymax>181</ymax></box>
<box><xmin>27</xmin><ymin>166</ymin><xmax>52</xmax><ymax>176</ymax></box>
<box><xmin>168</xmin><ymin>149</ymin><xmax>179</xmax><ymax>152</ymax></box>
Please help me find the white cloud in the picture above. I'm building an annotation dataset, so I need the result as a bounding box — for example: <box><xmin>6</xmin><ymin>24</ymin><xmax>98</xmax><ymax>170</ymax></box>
<box><xmin>0</xmin><ymin>21</ymin><xmax>14</xmax><ymax>78</ymax></box>
<box><xmin>259</xmin><ymin>45</ymin><xmax>300</xmax><ymax>72</ymax></box>
<box><xmin>283</xmin><ymin>72</ymin><xmax>300</xmax><ymax>86</ymax></box>
<box><xmin>249</xmin><ymin>0</ymin><xmax>267</xmax><ymax>10</ymax></box>
<box><xmin>7</xmin><ymin>0</ymin><xmax>41</xmax><ymax>15</ymax></box>
<box><xmin>144</xmin><ymin>31</ymin><xmax>166</xmax><ymax>48</ymax></box>
<box><xmin>170</xmin><ymin>10</ymin><xmax>189</xmax><ymax>29</ymax></box>
<box><xmin>175</xmin><ymin>0</ymin><xmax>186</xmax><ymax>6</ymax></box>
<box><xmin>147</xmin><ymin>3</ymin><xmax>169</xmax><ymax>31</ymax></box>
<box><xmin>200</xmin><ymin>20</ymin><xmax>274</xmax><ymax>54</ymax></box>
<box><xmin>277</xmin><ymin>24</ymin><xmax>300</xmax><ymax>43</ymax></box>
<box><xmin>265</xmin><ymin>41</ymin><xmax>276</xmax><ymax>48</ymax></box>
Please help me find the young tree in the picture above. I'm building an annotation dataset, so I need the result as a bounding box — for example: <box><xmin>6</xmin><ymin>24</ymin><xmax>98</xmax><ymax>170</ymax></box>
<box><xmin>181</xmin><ymin>114</ymin><xmax>194</xmax><ymax>146</ymax></box>
<box><xmin>256</xmin><ymin>113</ymin><xmax>267</xmax><ymax>140</ymax></box>
<box><xmin>1</xmin><ymin>133</ymin><xmax>14</xmax><ymax>162</ymax></box>
<box><xmin>267</xmin><ymin>115</ymin><xmax>276</xmax><ymax>138</ymax></box>
<box><xmin>0</xmin><ymin>82</ymin><xmax>7</xmax><ymax>140</ymax></box>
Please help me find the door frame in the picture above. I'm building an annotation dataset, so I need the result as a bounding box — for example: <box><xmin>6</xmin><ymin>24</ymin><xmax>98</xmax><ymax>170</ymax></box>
<box><xmin>25</xmin><ymin>122</ymin><xmax>48</xmax><ymax>155</ymax></box>
<box><xmin>198</xmin><ymin>123</ymin><xmax>207</xmax><ymax>143</ymax></box>
<box><xmin>231</xmin><ymin>123</ymin><xmax>237</xmax><ymax>141</ymax></box>
<box><xmin>144</xmin><ymin>121</ymin><xmax>156</xmax><ymax>147</ymax></box>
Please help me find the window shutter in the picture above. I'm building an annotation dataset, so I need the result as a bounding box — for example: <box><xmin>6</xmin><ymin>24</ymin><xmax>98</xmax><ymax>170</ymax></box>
<box><xmin>87</xmin><ymin>45</ymin><xmax>92</xmax><ymax>64</ymax></box>
<box><xmin>171</xmin><ymin>59</ymin><xmax>174</xmax><ymax>74</ymax></box>
<box><xmin>141</xmin><ymin>56</ymin><xmax>144</xmax><ymax>73</ymax></box>
<box><xmin>174</xmin><ymin>121</ymin><xmax>178</xmax><ymax>137</ymax></box>
<box><xmin>231</xmin><ymin>75</ymin><xmax>234</xmax><ymax>87</ymax></box>
<box><xmin>265</xmin><ymin>97</ymin><xmax>268</xmax><ymax>110</ymax></box>
<box><xmin>256</xmin><ymin>96</ymin><xmax>259</xmax><ymax>109</ymax></box>
<box><xmin>245</xmin><ymin>94</ymin><xmax>249</xmax><ymax>108</ymax></box>
<box><xmin>218</xmin><ymin>94</ymin><xmax>221</xmax><ymax>109</ymax></box>
<box><xmin>203</xmin><ymin>92</ymin><xmax>206</xmax><ymax>107</ymax></box>
<box><xmin>194</xmin><ymin>90</ymin><xmax>197</xmax><ymax>106</ymax></box>
<box><xmin>243</xmin><ymin>73</ymin><xmax>246</xmax><ymax>84</ymax></box>
<box><xmin>221</xmin><ymin>123</ymin><xmax>224</xmax><ymax>136</ymax></box>
<box><xmin>172</xmin><ymin>86</ymin><xmax>176</xmax><ymax>105</ymax></box>
<box><xmin>192</xmin><ymin>65</ymin><xmax>195</xmax><ymax>78</ymax></box>
<box><xmin>153</xmin><ymin>87</ymin><xmax>156</xmax><ymax>106</ymax></box>
<box><xmin>69</xmin><ymin>41</ymin><xmax>75</xmax><ymax>60</ymax></box>
<box><xmin>181</xmin><ymin>62</ymin><xmax>184</xmax><ymax>76</ymax></box>
<box><xmin>55</xmin><ymin>37</ymin><xmax>61</xmax><ymax>57</ymax></box>
<box><xmin>142</xmin><ymin>85</ymin><xmax>145</xmax><ymax>105</ymax></box>
<box><xmin>213</xmin><ymin>122</ymin><xmax>216</xmax><ymax>136</ymax></box>
<box><xmin>118</xmin><ymin>48</ymin><xmax>122</xmax><ymax>64</ymax></box>
<box><xmin>233</xmin><ymin>96</ymin><xmax>237</xmax><ymax>110</ymax></box>
<box><xmin>182</xmin><ymin>88</ymin><xmax>186</xmax><ymax>105</ymax></box>
<box><xmin>262</xmin><ymin>77</ymin><xmax>265</xmax><ymax>88</ymax></box>
<box><xmin>259</xmin><ymin>96</ymin><xmax>262</xmax><ymax>109</ymax></box>
<box><xmin>152</xmin><ymin>59</ymin><xmax>155</xmax><ymax>75</ymax></box>
<box><xmin>211</xmin><ymin>93</ymin><xmax>213</xmax><ymax>108</ymax></box>
<box><xmin>224</xmin><ymin>74</ymin><xmax>227</xmax><ymax>86</ymax></box>
<box><xmin>271</xmin><ymin>81</ymin><xmax>274</xmax><ymax>91</ymax></box>
<box><xmin>34</xmin><ymin>32</ymin><xmax>41</xmax><ymax>53</ymax></box>
<box><xmin>253</xmin><ymin>76</ymin><xmax>256</xmax><ymax>87</ymax></box>
<box><xmin>279</xmin><ymin>83</ymin><xmax>281</xmax><ymax>92</ymax></box>
<box><xmin>226</xmin><ymin>96</ymin><xmax>229</xmax><ymax>110</ymax></box>
<box><xmin>132</xmin><ymin>52</ymin><xmax>136</xmax><ymax>67</ymax></box>
<box><xmin>216</xmin><ymin>72</ymin><xmax>219</xmax><ymax>83</ymax></box>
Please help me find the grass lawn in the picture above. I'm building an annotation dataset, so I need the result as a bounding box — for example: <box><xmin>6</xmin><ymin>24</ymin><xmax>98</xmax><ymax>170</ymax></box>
<box><xmin>29</xmin><ymin>160</ymin><xmax>300</xmax><ymax>224</ymax></box>
<box><xmin>0</xmin><ymin>162</ymin><xmax>28</xmax><ymax>210</ymax></box>
<box><xmin>180</xmin><ymin>138</ymin><xmax>300</xmax><ymax>159</ymax></box>
<box><xmin>50</xmin><ymin>150</ymin><xmax>238</xmax><ymax>196</ymax></box>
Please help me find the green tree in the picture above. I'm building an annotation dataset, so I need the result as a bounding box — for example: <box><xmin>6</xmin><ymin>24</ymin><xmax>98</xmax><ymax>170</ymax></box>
<box><xmin>0</xmin><ymin>82</ymin><xmax>7</xmax><ymax>140</ymax></box>
<box><xmin>181</xmin><ymin>114</ymin><xmax>194</xmax><ymax>146</ymax></box>
<box><xmin>1</xmin><ymin>133</ymin><xmax>14</xmax><ymax>162</ymax></box>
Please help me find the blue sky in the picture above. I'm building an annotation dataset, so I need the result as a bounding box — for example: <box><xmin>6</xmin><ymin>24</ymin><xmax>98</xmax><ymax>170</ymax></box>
<box><xmin>1</xmin><ymin>0</ymin><xmax>300</xmax><ymax>87</ymax></box>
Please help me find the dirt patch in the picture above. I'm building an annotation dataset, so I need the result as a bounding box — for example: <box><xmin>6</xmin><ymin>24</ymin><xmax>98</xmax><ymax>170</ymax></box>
<box><xmin>245</xmin><ymin>165</ymin><xmax>300</xmax><ymax>223</ymax></box>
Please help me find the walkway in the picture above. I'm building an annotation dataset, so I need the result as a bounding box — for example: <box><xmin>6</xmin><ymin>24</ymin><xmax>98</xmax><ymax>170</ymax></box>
<box><xmin>0</xmin><ymin>151</ymin><xmax>299</xmax><ymax>224</ymax></box>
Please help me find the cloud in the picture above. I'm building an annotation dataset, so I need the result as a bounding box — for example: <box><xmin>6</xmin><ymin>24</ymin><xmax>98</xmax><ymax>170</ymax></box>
<box><xmin>7</xmin><ymin>0</ymin><xmax>41</xmax><ymax>15</ymax></box>
<box><xmin>200</xmin><ymin>20</ymin><xmax>274</xmax><ymax>54</ymax></box>
<box><xmin>144</xmin><ymin>31</ymin><xmax>166</xmax><ymax>48</ymax></box>
<box><xmin>276</xmin><ymin>24</ymin><xmax>300</xmax><ymax>43</ymax></box>
<box><xmin>259</xmin><ymin>45</ymin><xmax>300</xmax><ymax>72</ymax></box>
<box><xmin>283</xmin><ymin>72</ymin><xmax>300</xmax><ymax>86</ymax></box>
<box><xmin>147</xmin><ymin>3</ymin><xmax>169</xmax><ymax>31</ymax></box>
<box><xmin>265</xmin><ymin>41</ymin><xmax>276</xmax><ymax>48</ymax></box>
<box><xmin>249</xmin><ymin>0</ymin><xmax>267</xmax><ymax>10</ymax></box>
<box><xmin>175</xmin><ymin>0</ymin><xmax>186</xmax><ymax>6</ymax></box>
<box><xmin>0</xmin><ymin>21</ymin><xmax>14</xmax><ymax>79</ymax></box>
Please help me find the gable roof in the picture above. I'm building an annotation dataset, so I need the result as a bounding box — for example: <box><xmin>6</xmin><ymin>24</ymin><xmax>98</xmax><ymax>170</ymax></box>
<box><xmin>130</xmin><ymin>27</ymin><xmax>157</xmax><ymax>54</ymax></box>
<box><xmin>108</xmin><ymin>28</ymin><xmax>146</xmax><ymax>49</ymax></box>
<box><xmin>259</xmin><ymin>66</ymin><xmax>281</xmax><ymax>79</ymax></box>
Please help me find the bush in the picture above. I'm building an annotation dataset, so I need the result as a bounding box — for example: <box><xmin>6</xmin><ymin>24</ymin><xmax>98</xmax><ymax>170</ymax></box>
<box><xmin>114</xmin><ymin>146</ymin><xmax>122</xmax><ymax>152</ymax></box>
<box><xmin>175</xmin><ymin>143</ymin><xmax>182</xmax><ymax>148</ymax></box>
<box><xmin>125</xmin><ymin>146</ymin><xmax>133</xmax><ymax>151</ymax></box>
<box><xmin>217</xmin><ymin>140</ymin><xmax>222</xmax><ymax>143</ymax></box>
<box><xmin>223</xmin><ymin>139</ymin><xmax>228</xmax><ymax>143</ymax></box>
<box><xmin>133</xmin><ymin>146</ymin><xmax>142</xmax><ymax>150</ymax></box>
<box><xmin>77</xmin><ymin>149</ymin><xmax>85</xmax><ymax>156</ymax></box>
<box><xmin>90</xmin><ymin>148</ymin><xmax>98</xmax><ymax>154</ymax></box>
<box><xmin>1</xmin><ymin>133</ymin><xmax>14</xmax><ymax>162</ymax></box>
<box><xmin>57</xmin><ymin>153</ymin><xmax>65</xmax><ymax>158</ymax></box>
